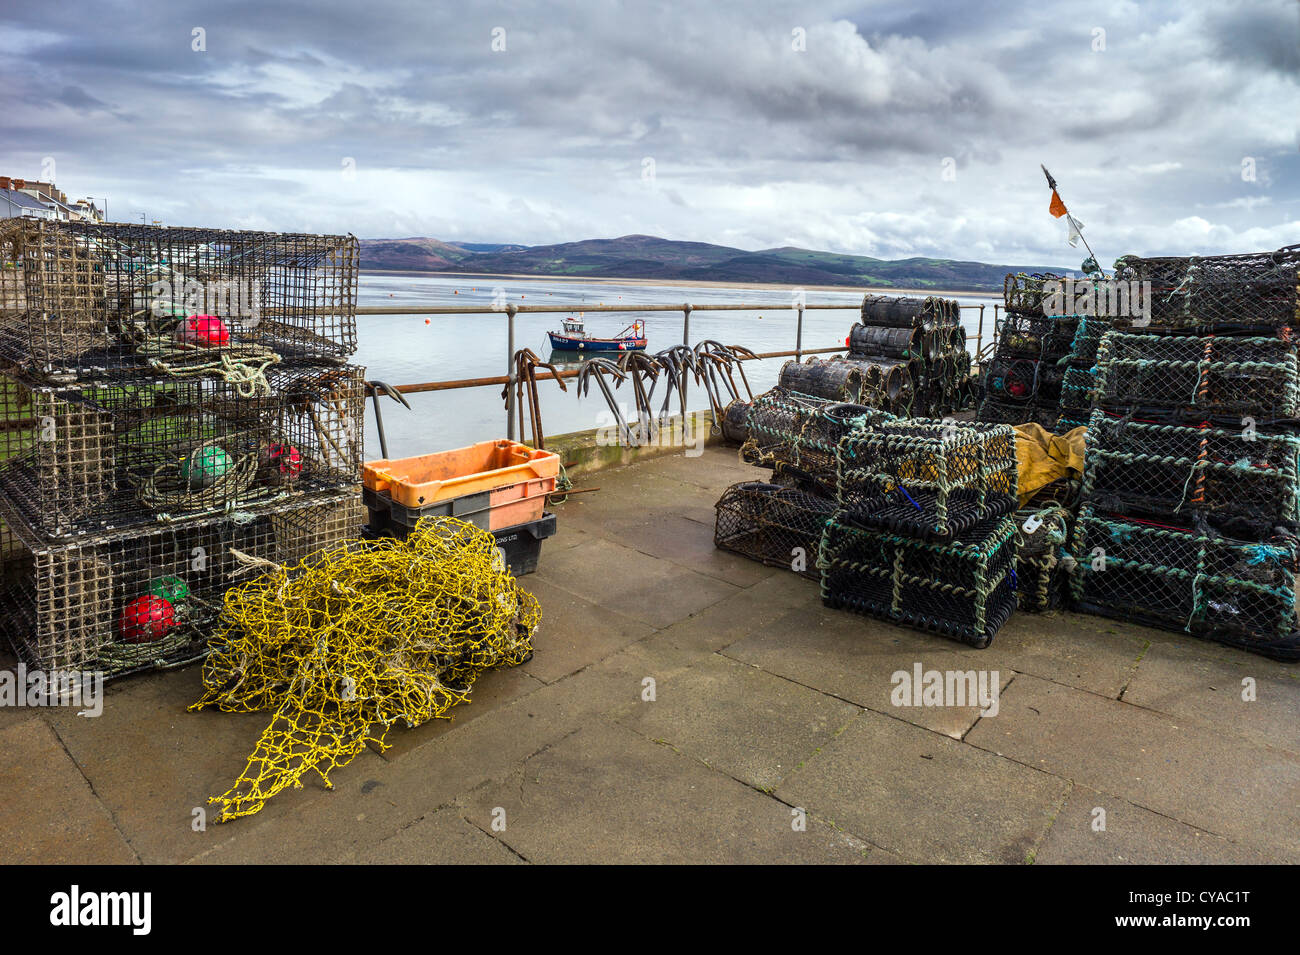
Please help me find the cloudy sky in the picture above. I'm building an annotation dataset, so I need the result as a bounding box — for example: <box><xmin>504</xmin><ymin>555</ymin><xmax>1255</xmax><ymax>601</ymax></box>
<box><xmin>4</xmin><ymin>0</ymin><xmax>1298</xmax><ymax>268</ymax></box>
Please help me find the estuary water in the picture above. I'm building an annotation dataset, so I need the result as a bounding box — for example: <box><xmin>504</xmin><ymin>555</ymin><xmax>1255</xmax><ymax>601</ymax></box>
<box><xmin>354</xmin><ymin>272</ymin><xmax>1000</xmax><ymax>459</ymax></box>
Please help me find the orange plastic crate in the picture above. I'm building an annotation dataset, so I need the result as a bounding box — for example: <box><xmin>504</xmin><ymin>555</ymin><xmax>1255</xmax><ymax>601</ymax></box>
<box><xmin>363</xmin><ymin>439</ymin><xmax>560</xmax><ymax>509</ymax></box>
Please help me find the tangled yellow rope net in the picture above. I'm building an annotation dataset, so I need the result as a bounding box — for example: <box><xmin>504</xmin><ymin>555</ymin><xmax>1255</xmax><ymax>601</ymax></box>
<box><xmin>189</xmin><ymin>517</ymin><xmax>541</xmax><ymax>822</ymax></box>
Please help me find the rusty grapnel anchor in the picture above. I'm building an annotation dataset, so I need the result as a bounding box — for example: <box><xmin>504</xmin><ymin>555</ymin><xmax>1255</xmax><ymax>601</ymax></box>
<box><xmin>503</xmin><ymin>348</ymin><xmax>567</xmax><ymax>450</ymax></box>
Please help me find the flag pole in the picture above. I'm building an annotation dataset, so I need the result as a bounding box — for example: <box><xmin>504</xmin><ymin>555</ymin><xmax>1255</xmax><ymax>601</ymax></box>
<box><xmin>1041</xmin><ymin>164</ymin><xmax>1102</xmax><ymax>272</ymax></box>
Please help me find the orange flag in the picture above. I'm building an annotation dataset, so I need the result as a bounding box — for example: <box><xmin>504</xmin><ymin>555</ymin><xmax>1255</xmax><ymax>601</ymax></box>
<box><xmin>1049</xmin><ymin>190</ymin><xmax>1068</xmax><ymax>218</ymax></box>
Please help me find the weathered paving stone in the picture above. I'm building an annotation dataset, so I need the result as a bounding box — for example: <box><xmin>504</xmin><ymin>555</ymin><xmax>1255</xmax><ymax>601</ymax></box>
<box><xmin>371</xmin><ymin>663</ymin><xmax>546</xmax><ymax>760</ymax></box>
<box><xmin>535</xmin><ymin>536</ymin><xmax>741</xmax><ymax>629</ymax></box>
<box><xmin>965</xmin><ymin>673</ymin><xmax>1300</xmax><ymax>862</ymax></box>
<box><xmin>45</xmin><ymin>665</ymin><xmax>345</xmax><ymax>864</ymax></box>
<box><xmin>1119</xmin><ymin>639</ymin><xmax>1300</xmax><ymax>756</ymax></box>
<box><xmin>978</xmin><ymin>611</ymin><xmax>1150</xmax><ymax>699</ymax></box>
<box><xmin>459</xmin><ymin>722</ymin><xmax>878</xmax><ymax>863</ymax></box>
<box><xmin>518</xmin><ymin>576</ymin><xmax>658</xmax><ymax>684</ymax></box>
<box><xmin>613</xmin><ymin>653</ymin><xmax>860</xmax><ymax>791</ymax></box>
<box><xmin>776</xmin><ymin>708</ymin><xmax>1070</xmax><ymax>864</ymax></box>
<box><xmin>724</xmin><ymin>606</ymin><xmax>1008</xmax><ymax>738</ymax></box>
<box><xmin>654</xmin><ymin>569</ymin><xmax>816</xmax><ymax>654</ymax></box>
<box><xmin>334</xmin><ymin>808</ymin><xmax>523</xmax><ymax>864</ymax></box>
<box><xmin>1034</xmin><ymin>784</ymin><xmax>1281</xmax><ymax>864</ymax></box>
<box><xmin>584</xmin><ymin>511</ymin><xmax>777</xmax><ymax>587</ymax></box>
<box><xmin>0</xmin><ymin>719</ymin><xmax>136</xmax><ymax>864</ymax></box>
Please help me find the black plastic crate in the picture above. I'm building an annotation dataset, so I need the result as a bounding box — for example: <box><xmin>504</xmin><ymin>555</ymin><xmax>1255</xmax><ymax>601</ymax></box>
<box><xmin>490</xmin><ymin>512</ymin><xmax>556</xmax><ymax>577</ymax></box>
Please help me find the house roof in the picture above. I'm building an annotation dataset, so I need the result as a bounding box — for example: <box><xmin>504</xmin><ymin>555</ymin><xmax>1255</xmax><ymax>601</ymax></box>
<box><xmin>0</xmin><ymin>188</ymin><xmax>50</xmax><ymax>213</ymax></box>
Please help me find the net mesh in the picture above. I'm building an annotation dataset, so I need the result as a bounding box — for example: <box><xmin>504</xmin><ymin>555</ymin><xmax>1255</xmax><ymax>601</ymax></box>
<box><xmin>189</xmin><ymin>516</ymin><xmax>540</xmax><ymax>822</ymax></box>
<box><xmin>818</xmin><ymin>511</ymin><xmax>1017</xmax><ymax>647</ymax></box>
<box><xmin>1112</xmin><ymin>245</ymin><xmax>1300</xmax><ymax>329</ymax></box>
<box><xmin>1080</xmin><ymin>411</ymin><xmax>1300</xmax><ymax>538</ymax></box>
<box><xmin>714</xmin><ymin>482</ymin><xmax>835</xmax><ymax>579</ymax></box>
<box><xmin>1068</xmin><ymin>507</ymin><xmax>1300</xmax><ymax>659</ymax></box>
<box><xmin>1093</xmin><ymin>331</ymin><xmax>1300</xmax><ymax>417</ymax></box>
<box><xmin>835</xmin><ymin>420</ymin><xmax>1018</xmax><ymax>540</ymax></box>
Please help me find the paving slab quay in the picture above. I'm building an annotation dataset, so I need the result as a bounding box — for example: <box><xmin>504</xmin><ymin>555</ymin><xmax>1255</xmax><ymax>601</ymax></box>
<box><xmin>1</xmin><ymin>445</ymin><xmax>1296</xmax><ymax>865</ymax></box>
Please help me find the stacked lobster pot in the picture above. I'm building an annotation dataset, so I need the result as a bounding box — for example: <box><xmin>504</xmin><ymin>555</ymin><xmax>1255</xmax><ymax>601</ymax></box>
<box><xmin>1069</xmin><ymin>244</ymin><xmax>1300</xmax><ymax>659</ymax></box>
<box><xmin>819</xmin><ymin>418</ymin><xmax>1020</xmax><ymax>647</ymax></box>
<box><xmin>716</xmin><ymin>388</ymin><xmax>882</xmax><ymax>578</ymax></box>
<box><xmin>977</xmin><ymin>273</ymin><xmax>1081</xmax><ymax>430</ymax></box>
<box><xmin>1052</xmin><ymin>310</ymin><xmax>1113</xmax><ymax>432</ymax></box>
<box><xmin>775</xmin><ymin>294</ymin><xmax>974</xmax><ymax>418</ymax></box>
<box><xmin>0</xmin><ymin>219</ymin><xmax>365</xmax><ymax>681</ymax></box>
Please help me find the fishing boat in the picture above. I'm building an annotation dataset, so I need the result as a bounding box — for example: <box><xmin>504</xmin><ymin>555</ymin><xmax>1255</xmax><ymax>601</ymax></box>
<box><xmin>547</xmin><ymin>316</ymin><xmax>647</xmax><ymax>352</ymax></box>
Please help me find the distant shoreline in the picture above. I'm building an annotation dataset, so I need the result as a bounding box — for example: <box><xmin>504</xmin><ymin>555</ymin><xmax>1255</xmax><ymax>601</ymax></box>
<box><xmin>361</xmin><ymin>268</ymin><xmax>1003</xmax><ymax>300</ymax></box>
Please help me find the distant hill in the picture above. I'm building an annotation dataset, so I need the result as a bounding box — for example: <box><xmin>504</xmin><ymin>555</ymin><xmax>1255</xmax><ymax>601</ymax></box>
<box><xmin>359</xmin><ymin>234</ymin><xmax>1061</xmax><ymax>292</ymax></box>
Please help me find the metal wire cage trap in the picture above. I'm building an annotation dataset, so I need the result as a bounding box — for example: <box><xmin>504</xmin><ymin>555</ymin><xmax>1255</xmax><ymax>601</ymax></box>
<box><xmin>0</xmin><ymin>364</ymin><xmax>364</xmax><ymax>540</ymax></box>
<box><xmin>818</xmin><ymin>511</ymin><xmax>1018</xmax><ymax>647</ymax></box>
<box><xmin>0</xmin><ymin>492</ymin><xmax>363</xmax><ymax>678</ymax></box>
<box><xmin>1111</xmin><ymin>245</ymin><xmax>1300</xmax><ymax>329</ymax></box>
<box><xmin>0</xmin><ymin>219</ymin><xmax>359</xmax><ymax>382</ymax></box>
<box><xmin>1015</xmin><ymin>505</ymin><xmax>1071</xmax><ymax>613</ymax></box>
<box><xmin>835</xmin><ymin>419</ymin><xmax>1018</xmax><ymax>540</ymax></box>
<box><xmin>1003</xmin><ymin>272</ymin><xmax>1068</xmax><ymax>315</ymax></box>
<box><xmin>714</xmin><ymin>481</ymin><xmax>836</xmax><ymax>579</ymax></box>
<box><xmin>1081</xmin><ymin>409</ymin><xmax>1300</xmax><ymax>537</ymax></box>
<box><xmin>1093</xmin><ymin>331</ymin><xmax>1300</xmax><ymax>418</ymax></box>
<box><xmin>1067</xmin><ymin>507</ymin><xmax>1300</xmax><ymax>659</ymax></box>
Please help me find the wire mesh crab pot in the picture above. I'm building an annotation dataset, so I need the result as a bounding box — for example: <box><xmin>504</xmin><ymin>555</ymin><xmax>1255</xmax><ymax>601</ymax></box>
<box><xmin>714</xmin><ymin>482</ymin><xmax>836</xmax><ymax>579</ymax></box>
<box><xmin>818</xmin><ymin>512</ymin><xmax>1017</xmax><ymax>647</ymax></box>
<box><xmin>1057</xmin><ymin>365</ymin><xmax>1098</xmax><ymax>413</ymax></box>
<box><xmin>976</xmin><ymin>395</ymin><xmax>1037</xmax><ymax>426</ymax></box>
<box><xmin>0</xmin><ymin>363</ymin><xmax>365</xmax><ymax>540</ymax></box>
<box><xmin>860</xmin><ymin>294</ymin><xmax>959</xmax><ymax>328</ymax></box>
<box><xmin>0</xmin><ymin>219</ymin><xmax>359</xmax><ymax>382</ymax></box>
<box><xmin>995</xmin><ymin>312</ymin><xmax>1080</xmax><ymax>361</ymax></box>
<box><xmin>742</xmin><ymin>389</ymin><xmax>887</xmax><ymax>491</ymax></box>
<box><xmin>835</xmin><ymin>419</ymin><xmax>1018</xmax><ymax>540</ymax></box>
<box><xmin>1004</xmin><ymin>273</ymin><xmax>1068</xmax><ymax>315</ymax></box>
<box><xmin>983</xmin><ymin>355</ymin><xmax>1041</xmax><ymax>404</ymax></box>
<box><xmin>1015</xmin><ymin>506</ymin><xmax>1071</xmax><ymax>613</ymax></box>
<box><xmin>1068</xmin><ymin>507</ymin><xmax>1300</xmax><ymax>659</ymax></box>
<box><xmin>1062</xmin><ymin>314</ymin><xmax>1112</xmax><ymax>368</ymax></box>
<box><xmin>1111</xmin><ymin>245</ymin><xmax>1300</xmax><ymax>329</ymax></box>
<box><xmin>1080</xmin><ymin>410</ymin><xmax>1300</xmax><ymax>537</ymax></box>
<box><xmin>0</xmin><ymin>491</ymin><xmax>363</xmax><ymax>677</ymax></box>
<box><xmin>1093</xmin><ymin>331</ymin><xmax>1300</xmax><ymax>418</ymax></box>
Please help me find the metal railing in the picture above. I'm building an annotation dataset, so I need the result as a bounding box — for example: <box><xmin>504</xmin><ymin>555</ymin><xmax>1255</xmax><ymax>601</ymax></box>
<box><xmin>357</xmin><ymin>299</ymin><xmax>1001</xmax><ymax>454</ymax></box>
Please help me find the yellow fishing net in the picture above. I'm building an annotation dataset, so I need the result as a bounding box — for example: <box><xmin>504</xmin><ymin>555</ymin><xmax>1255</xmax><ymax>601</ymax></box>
<box><xmin>189</xmin><ymin>517</ymin><xmax>540</xmax><ymax>822</ymax></box>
